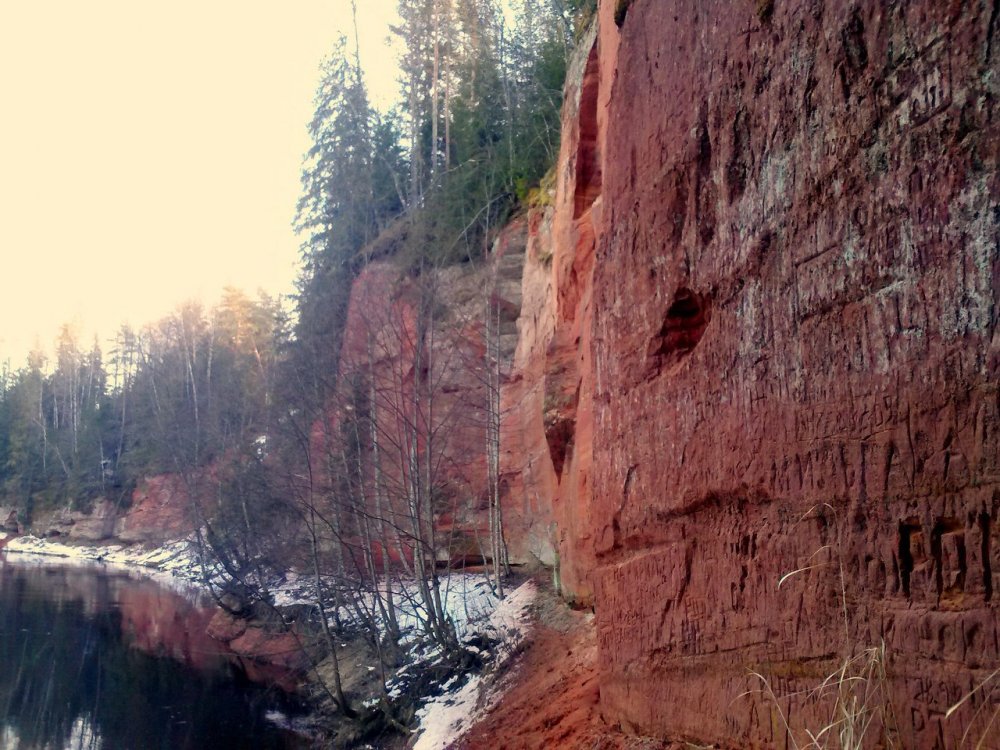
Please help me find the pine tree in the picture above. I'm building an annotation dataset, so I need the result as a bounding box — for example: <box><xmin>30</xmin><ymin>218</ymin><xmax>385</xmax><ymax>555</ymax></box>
<box><xmin>293</xmin><ymin>37</ymin><xmax>406</xmax><ymax>408</ymax></box>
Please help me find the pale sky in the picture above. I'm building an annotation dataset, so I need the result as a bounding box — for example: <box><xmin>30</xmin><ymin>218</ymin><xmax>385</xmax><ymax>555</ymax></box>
<box><xmin>0</xmin><ymin>0</ymin><xmax>400</xmax><ymax>366</ymax></box>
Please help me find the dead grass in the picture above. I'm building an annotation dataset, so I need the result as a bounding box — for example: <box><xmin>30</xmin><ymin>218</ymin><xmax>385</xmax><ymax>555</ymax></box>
<box><xmin>945</xmin><ymin>668</ymin><xmax>1000</xmax><ymax>749</ymax></box>
<box><xmin>745</xmin><ymin>504</ymin><xmax>899</xmax><ymax>749</ymax></box>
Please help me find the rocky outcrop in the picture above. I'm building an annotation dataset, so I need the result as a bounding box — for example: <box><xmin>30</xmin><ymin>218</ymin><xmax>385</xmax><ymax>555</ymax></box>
<box><xmin>208</xmin><ymin>610</ymin><xmax>313</xmax><ymax>674</ymax></box>
<box><xmin>334</xmin><ymin>220</ymin><xmax>537</xmax><ymax>566</ymax></box>
<box><xmin>499</xmin><ymin>19</ymin><xmax>620</xmax><ymax>603</ymax></box>
<box><xmin>36</xmin><ymin>500</ymin><xmax>119</xmax><ymax>541</ymax></box>
<box><xmin>548</xmin><ymin>0</ymin><xmax>1000</xmax><ymax>747</ymax></box>
<box><xmin>23</xmin><ymin>476</ymin><xmax>195</xmax><ymax>546</ymax></box>
<box><xmin>0</xmin><ymin>506</ymin><xmax>18</xmax><ymax>533</ymax></box>
<box><xmin>325</xmin><ymin>23</ymin><xmax>630</xmax><ymax>587</ymax></box>
<box><xmin>535</xmin><ymin>20</ymin><xmax>604</xmax><ymax>604</ymax></box>
<box><xmin>498</xmin><ymin>210</ymin><xmax>561</xmax><ymax>572</ymax></box>
<box><xmin>115</xmin><ymin>475</ymin><xmax>195</xmax><ymax>545</ymax></box>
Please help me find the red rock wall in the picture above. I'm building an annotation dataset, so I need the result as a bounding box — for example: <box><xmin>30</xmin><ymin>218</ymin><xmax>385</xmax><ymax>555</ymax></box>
<box><xmin>334</xmin><ymin>221</ymin><xmax>543</xmax><ymax>566</ymax></box>
<box><xmin>116</xmin><ymin>474</ymin><xmax>195</xmax><ymax>545</ymax></box>
<box><xmin>552</xmin><ymin>0</ymin><xmax>1000</xmax><ymax>747</ymax></box>
<box><xmin>499</xmin><ymin>212</ymin><xmax>561</xmax><ymax>569</ymax></box>
<box><xmin>499</xmin><ymin>20</ymin><xmax>620</xmax><ymax>603</ymax></box>
<box><xmin>27</xmin><ymin>476</ymin><xmax>195</xmax><ymax>546</ymax></box>
<box><xmin>543</xmin><ymin>21</ymin><xmax>602</xmax><ymax>604</ymax></box>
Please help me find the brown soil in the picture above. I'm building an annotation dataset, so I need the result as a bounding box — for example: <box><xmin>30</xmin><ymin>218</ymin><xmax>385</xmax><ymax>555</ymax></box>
<box><xmin>452</xmin><ymin>581</ymin><xmax>676</xmax><ymax>750</ymax></box>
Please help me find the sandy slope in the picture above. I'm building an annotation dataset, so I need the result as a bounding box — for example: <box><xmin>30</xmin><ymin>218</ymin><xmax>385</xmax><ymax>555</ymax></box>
<box><xmin>453</xmin><ymin>582</ymin><xmax>674</xmax><ymax>750</ymax></box>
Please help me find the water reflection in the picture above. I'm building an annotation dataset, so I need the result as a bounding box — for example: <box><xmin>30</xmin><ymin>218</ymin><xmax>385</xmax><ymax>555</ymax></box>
<box><xmin>0</xmin><ymin>555</ymin><xmax>306</xmax><ymax>750</ymax></box>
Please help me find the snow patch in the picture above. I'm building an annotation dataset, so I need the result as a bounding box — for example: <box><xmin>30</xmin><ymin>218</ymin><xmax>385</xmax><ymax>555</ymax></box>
<box><xmin>411</xmin><ymin>579</ymin><xmax>537</xmax><ymax>750</ymax></box>
<box><xmin>1</xmin><ymin>535</ymin><xmax>211</xmax><ymax>597</ymax></box>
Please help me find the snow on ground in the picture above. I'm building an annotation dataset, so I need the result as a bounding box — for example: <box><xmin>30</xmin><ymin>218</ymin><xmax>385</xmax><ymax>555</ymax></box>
<box><xmin>388</xmin><ymin>573</ymin><xmax>509</xmax><ymax>644</ymax></box>
<box><xmin>411</xmin><ymin>579</ymin><xmax>538</xmax><ymax>750</ymax></box>
<box><xmin>270</xmin><ymin>569</ymin><xmax>317</xmax><ymax>607</ymax></box>
<box><xmin>1</xmin><ymin>534</ymin><xmax>211</xmax><ymax>596</ymax></box>
<box><xmin>273</xmin><ymin>569</ymin><xmax>518</xmax><ymax>644</ymax></box>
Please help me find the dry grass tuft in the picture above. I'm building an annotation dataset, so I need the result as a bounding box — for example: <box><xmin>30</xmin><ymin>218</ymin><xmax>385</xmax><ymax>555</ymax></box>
<box><xmin>945</xmin><ymin>668</ymin><xmax>1000</xmax><ymax>749</ymax></box>
<box><xmin>744</xmin><ymin>504</ymin><xmax>899</xmax><ymax>749</ymax></box>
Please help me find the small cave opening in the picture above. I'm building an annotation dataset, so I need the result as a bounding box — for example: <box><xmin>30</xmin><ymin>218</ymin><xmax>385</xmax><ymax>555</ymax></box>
<box><xmin>545</xmin><ymin>416</ymin><xmax>576</xmax><ymax>478</ymax></box>
<box><xmin>573</xmin><ymin>42</ymin><xmax>602</xmax><ymax>219</ymax></box>
<box><xmin>646</xmin><ymin>287</ymin><xmax>712</xmax><ymax>376</ymax></box>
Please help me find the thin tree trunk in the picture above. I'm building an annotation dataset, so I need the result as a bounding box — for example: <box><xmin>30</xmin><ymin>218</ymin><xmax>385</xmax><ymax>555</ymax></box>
<box><xmin>308</xmin><ymin>506</ymin><xmax>351</xmax><ymax>715</ymax></box>
<box><xmin>368</xmin><ymin>337</ymin><xmax>401</xmax><ymax>640</ymax></box>
<box><xmin>431</xmin><ymin>0</ymin><xmax>441</xmax><ymax>181</ymax></box>
<box><xmin>443</xmin><ymin>0</ymin><xmax>452</xmax><ymax>172</ymax></box>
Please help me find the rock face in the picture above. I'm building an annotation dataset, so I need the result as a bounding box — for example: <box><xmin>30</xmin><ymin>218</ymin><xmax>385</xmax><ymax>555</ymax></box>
<box><xmin>334</xmin><ymin>220</ymin><xmax>543</xmax><ymax>566</ymax></box>
<box><xmin>562</xmin><ymin>0</ymin><xmax>1000</xmax><ymax>747</ymax></box>
<box><xmin>23</xmin><ymin>476</ymin><xmax>195</xmax><ymax>546</ymax></box>
<box><xmin>500</xmin><ymin>19</ymin><xmax>620</xmax><ymax>603</ymax></box>
<box><xmin>0</xmin><ymin>506</ymin><xmax>18</xmax><ymax>533</ymax></box>
<box><xmin>36</xmin><ymin>500</ymin><xmax>119</xmax><ymax>541</ymax></box>
<box><xmin>115</xmin><ymin>475</ymin><xmax>195</xmax><ymax>545</ymax></box>
<box><xmin>499</xmin><ymin>209</ymin><xmax>561</xmax><ymax>572</ymax></box>
<box><xmin>208</xmin><ymin>610</ymin><xmax>313</xmax><ymax>674</ymax></box>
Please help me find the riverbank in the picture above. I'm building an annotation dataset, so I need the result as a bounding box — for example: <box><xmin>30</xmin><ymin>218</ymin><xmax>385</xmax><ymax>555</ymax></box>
<box><xmin>1</xmin><ymin>533</ymin><xmax>206</xmax><ymax>593</ymax></box>
<box><xmin>0</xmin><ymin>554</ymin><xmax>309</xmax><ymax>749</ymax></box>
<box><xmin>1</xmin><ymin>533</ymin><xmax>541</xmax><ymax>747</ymax></box>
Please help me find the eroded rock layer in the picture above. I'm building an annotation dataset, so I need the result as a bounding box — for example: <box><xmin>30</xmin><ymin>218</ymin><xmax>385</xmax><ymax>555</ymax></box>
<box><xmin>582</xmin><ymin>0</ymin><xmax>999</xmax><ymax>747</ymax></box>
<box><xmin>334</xmin><ymin>221</ymin><xmax>543</xmax><ymax>567</ymax></box>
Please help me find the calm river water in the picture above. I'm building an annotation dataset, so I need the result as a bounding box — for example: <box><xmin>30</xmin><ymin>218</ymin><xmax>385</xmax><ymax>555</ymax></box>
<box><xmin>0</xmin><ymin>554</ymin><xmax>307</xmax><ymax>750</ymax></box>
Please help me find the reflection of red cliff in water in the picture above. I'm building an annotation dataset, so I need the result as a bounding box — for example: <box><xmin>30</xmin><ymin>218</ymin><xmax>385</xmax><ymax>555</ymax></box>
<box><xmin>112</xmin><ymin>577</ymin><xmax>303</xmax><ymax>691</ymax></box>
<box><xmin>115</xmin><ymin>584</ymin><xmax>225</xmax><ymax>671</ymax></box>
<box><xmin>1</xmin><ymin>560</ymin><xmax>301</xmax><ymax>691</ymax></box>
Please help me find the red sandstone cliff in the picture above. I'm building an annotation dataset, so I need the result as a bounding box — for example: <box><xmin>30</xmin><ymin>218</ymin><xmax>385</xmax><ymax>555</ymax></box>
<box><xmin>20</xmin><ymin>2</ymin><xmax>999</xmax><ymax>745</ymax></box>
<box><xmin>497</xmin><ymin>17</ymin><xmax>619</xmax><ymax>603</ymax></box>
<box><xmin>534</xmin><ymin>0</ymin><xmax>1000</xmax><ymax>747</ymax></box>
<box><xmin>332</xmin><ymin>221</ymin><xmax>540</xmax><ymax>567</ymax></box>
<box><xmin>26</xmin><ymin>475</ymin><xmax>196</xmax><ymax>546</ymax></box>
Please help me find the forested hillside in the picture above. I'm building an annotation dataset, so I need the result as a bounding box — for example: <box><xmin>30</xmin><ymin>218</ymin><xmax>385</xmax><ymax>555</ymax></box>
<box><xmin>0</xmin><ymin>293</ymin><xmax>285</xmax><ymax>520</ymax></box>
